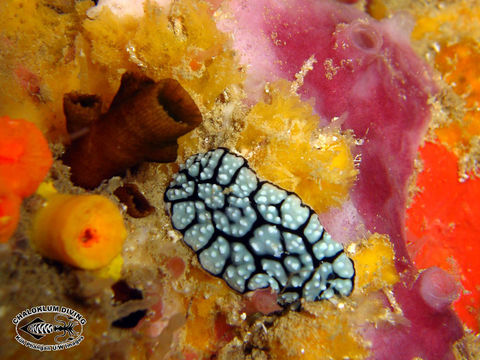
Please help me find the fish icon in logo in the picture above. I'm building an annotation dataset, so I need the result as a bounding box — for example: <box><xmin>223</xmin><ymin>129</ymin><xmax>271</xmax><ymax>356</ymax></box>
<box><xmin>19</xmin><ymin>314</ymin><xmax>81</xmax><ymax>344</ymax></box>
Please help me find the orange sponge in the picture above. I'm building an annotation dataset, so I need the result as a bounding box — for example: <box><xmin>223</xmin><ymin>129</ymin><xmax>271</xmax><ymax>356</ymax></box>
<box><xmin>32</xmin><ymin>194</ymin><xmax>127</xmax><ymax>269</ymax></box>
<box><xmin>0</xmin><ymin>116</ymin><xmax>53</xmax><ymax>198</ymax></box>
<box><xmin>0</xmin><ymin>116</ymin><xmax>53</xmax><ymax>243</ymax></box>
<box><xmin>0</xmin><ymin>180</ymin><xmax>21</xmax><ymax>243</ymax></box>
<box><xmin>407</xmin><ymin>142</ymin><xmax>480</xmax><ymax>331</ymax></box>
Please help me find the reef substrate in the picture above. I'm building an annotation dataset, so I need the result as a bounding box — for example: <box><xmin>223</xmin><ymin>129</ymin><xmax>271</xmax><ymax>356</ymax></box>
<box><xmin>0</xmin><ymin>0</ymin><xmax>479</xmax><ymax>360</ymax></box>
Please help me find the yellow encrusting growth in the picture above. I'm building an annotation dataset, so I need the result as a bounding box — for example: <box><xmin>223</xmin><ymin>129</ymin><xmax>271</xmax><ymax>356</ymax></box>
<box><xmin>185</xmin><ymin>295</ymin><xmax>217</xmax><ymax>352</ymax></box>
<box><xmin>0</xmin><ymin>0</ymin><xmax>92</xmax><ymax>138</ymax></box>
<box><xmin>349</xmin><ymin>233</ymin><xmax>399</xmax><ymax>293</ymax></box>
<box><xmin>433</xmin><ymin>40</ymin><xmax>480</xmax><ymax>177</ymax></box>
<box><xmin>269</xmin><ymin>308</ymin><xmax>370</xmax><ymax>360</ymax></box>
<box><xmin>236</xmin><ymin>80</ymin><xmax>358</xmax><ymax>214</ymax></box>
<box><xmin>412</xmin><ymin>3</ymin><xmax>480</xmax><ymax>42</ymax></box>
<box><xmin>367</xmin><ymin>0</ymin><xmax>389</xmax><ymax>20</ymax></box>
<box><xmin>83</xmin><ymin>0</ymin><xmax>243</xmax><ymax>109</ymax></box>
<box><xmin>183</xmin><ymin>267</ymin><xmax>233</xmax><ymax>353</ymax></box>
<box><xmin>32</xmin><ymin>194</ymin><xmax>127</xmax><ymax>270</ymax></box>
<box><xmin>94</xmin><ymin>254</ymin><xmax>124</xmax><ymax>280</ymax></box>
<box><xmin>36</xmin><ymin>181</ymin><xmax>58</xmax><ymax>199</ymax></box>
<box><xmin>0</xmin><ymin>0</ymin><xmax>243</xmax><ymax>140</ymax></box>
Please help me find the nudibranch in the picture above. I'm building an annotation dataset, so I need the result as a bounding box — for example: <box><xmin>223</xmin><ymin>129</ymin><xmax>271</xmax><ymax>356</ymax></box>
<box><xmin>63</xmin><ymin>72</ymin><xmax>202</xmax><ymax>189</ymax></box>
<box><xmin>164</xmin><ymin>148</ymin><xmax>355</xmax><ymax>305</ymax></box>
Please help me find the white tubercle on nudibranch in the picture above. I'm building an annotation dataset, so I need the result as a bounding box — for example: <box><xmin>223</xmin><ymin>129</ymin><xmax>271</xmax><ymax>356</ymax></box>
<box><xmin>164</xmin><ymin>148</ymin><xmax>355</xmax><ymax>306</ymax></box>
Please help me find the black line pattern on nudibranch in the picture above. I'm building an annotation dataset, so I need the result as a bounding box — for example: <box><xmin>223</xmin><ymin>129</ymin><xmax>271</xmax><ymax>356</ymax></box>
<box><xmin>164</xmin><ymin>148</ymin><xmax>355</xmax><ymax>306</ymax></box>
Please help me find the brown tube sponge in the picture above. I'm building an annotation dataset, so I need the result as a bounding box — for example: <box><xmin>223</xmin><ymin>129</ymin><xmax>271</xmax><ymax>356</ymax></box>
<box><xmin>63</xmin><ymin>93</ymin><xmax>102</xmax><ymax>136</ymax></box>
<box><xmin>62</xmin><ymin>73</ymin><xmax>202</xmax><ymax>189</ymax></box>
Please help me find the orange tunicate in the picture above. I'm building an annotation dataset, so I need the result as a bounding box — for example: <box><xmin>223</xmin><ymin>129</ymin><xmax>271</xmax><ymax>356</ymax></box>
<box><xmin>32</xmin><ymin>194</ymin><xmax>127</xmax><ymax>269</ymax></box>
<box><xmin>0</xmin><ymin>116</ymin><xmax>53</xmax><ymax>198</ymax></box>
<box><xmin>0</xmin><ymin>180</ymin><xmax>21</xmax><ymax>243</ymax></box>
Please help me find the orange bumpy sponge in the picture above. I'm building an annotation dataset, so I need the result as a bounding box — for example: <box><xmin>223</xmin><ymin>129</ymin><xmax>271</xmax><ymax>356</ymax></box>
<box><xmin>0</xmin><ymin>115</ymin><xmax>53</xmax><ymax>243</ymax></box>
<box><xmin>0</xmin><ymin>116</ymin><xmax>53</xmax><ymax>198</ymax></box>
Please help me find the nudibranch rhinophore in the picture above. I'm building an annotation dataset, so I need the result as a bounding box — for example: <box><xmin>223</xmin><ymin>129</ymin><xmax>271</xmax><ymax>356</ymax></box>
<box><xmin>164</xmin><ymin>148</ymin><xmax>355</xmax><ymax>306</ymax></box>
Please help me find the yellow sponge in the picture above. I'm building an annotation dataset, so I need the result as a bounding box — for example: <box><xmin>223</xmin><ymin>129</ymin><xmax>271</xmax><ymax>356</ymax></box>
<box><xmin>32</xmin><ymin>194</ymin><xmax>127</xmax><ymax>270</ymax></box>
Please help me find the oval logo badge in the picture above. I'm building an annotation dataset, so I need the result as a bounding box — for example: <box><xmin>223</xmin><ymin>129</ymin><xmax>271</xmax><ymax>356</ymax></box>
<box><xmin>12</xmin><ymin>305</ymin><xmax>86</xmax><ymax>351</ymax></box>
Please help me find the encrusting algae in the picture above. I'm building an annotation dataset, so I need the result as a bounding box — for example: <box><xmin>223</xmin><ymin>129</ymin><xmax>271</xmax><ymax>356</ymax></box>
<box><xmin>433</xmin><ymin>40</ymin><xmax>480</xmax><ymax>177</ymax></box>
<box><xmin>0</xmin><ymin>0</ymin><xmax>92</xmax><ymax>138</ymax></box>
<box><xmin>80</xmin><ymin>0</ymin><xmax>245</xmax><ymax>114</ymax></box>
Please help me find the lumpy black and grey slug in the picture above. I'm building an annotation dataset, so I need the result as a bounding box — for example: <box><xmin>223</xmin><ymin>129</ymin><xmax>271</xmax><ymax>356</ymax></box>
<box><xmin>164</xmin><ymin>148</ymin><xmax>355</xmax><ymax>305</ymax></box>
